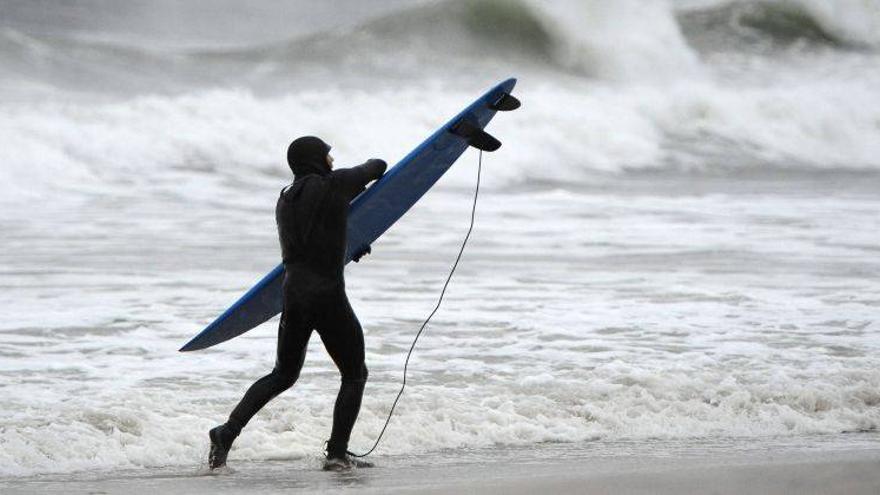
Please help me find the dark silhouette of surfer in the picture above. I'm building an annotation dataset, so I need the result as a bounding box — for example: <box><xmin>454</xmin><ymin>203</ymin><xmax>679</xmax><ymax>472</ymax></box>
<box><xmin>209</xmin><ymin>136</ymin><xmax>386</xmax><ymax>471</ymax></box>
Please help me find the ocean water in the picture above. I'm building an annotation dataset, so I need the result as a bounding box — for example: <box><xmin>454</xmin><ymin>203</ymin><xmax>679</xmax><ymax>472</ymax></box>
<box><xmin>1</xmin><ymin>0</ymin><xmax>879</xmax><ymax>478</ymax></box>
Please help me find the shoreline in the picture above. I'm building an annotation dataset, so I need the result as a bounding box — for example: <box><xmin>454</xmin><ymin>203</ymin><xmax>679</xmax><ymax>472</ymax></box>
<box><xmin>4</xmin><ymin>435</ymin><xmax>879</xmax><ymax>494</ymax></box>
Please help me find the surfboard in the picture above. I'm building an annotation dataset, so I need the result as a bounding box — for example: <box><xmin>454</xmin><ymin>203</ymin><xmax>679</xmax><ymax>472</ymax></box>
<box><xmin>180</xmin><ymin>78</ymin><xmax>519</xmax><ymax>352</ymax></box>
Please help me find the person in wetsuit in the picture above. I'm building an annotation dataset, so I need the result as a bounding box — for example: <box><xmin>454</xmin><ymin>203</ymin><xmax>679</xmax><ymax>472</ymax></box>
<box><xmin>208</xmin><ymin>136</ymin><xmax>387</xmax><ymax>471</ymax></box>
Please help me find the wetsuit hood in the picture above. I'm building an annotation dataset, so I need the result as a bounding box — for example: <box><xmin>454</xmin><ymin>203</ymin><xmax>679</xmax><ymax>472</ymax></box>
<box><xmin>287</xmin><ymin>136</ymin><xmax>331</xmax><ymax>178</ymax></box>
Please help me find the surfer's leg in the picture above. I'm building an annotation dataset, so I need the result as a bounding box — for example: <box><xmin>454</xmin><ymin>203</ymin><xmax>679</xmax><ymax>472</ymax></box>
<box><xmin>315</xmin><ymin>294</ymin><xmax>368</xmax><ymax>458</ymax></box>
<box><xmin>225</xmin><ymin>307</ymin><xmax>312</xmax><ymax>436</ymax></box>
<box><xmin>209</xmin><ymin>309</ymin><xmax>311</xmax><ymax>469</ymax></box>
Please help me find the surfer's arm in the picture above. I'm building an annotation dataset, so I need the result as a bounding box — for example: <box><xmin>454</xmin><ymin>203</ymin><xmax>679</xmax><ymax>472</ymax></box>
<box><xmin>331</xmin><ymin>159</ymin><xmax>387</xmax><ymax>201</ymax></box>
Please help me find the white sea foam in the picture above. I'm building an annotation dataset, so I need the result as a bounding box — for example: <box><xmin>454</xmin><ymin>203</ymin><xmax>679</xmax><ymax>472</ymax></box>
<box><xmin>2</xmin><ymin>187</ymin><xmax>880</xmax><ymax>477</ymax></box>
<box><xmin>529</xmin><ymin>0</ymin><xmax>703</xmax><ymax>81</ymax></box>
<box><xmin>3</xmin><ymin>68</ymin><xmax>880</xmax><ymax>205</ymax></box>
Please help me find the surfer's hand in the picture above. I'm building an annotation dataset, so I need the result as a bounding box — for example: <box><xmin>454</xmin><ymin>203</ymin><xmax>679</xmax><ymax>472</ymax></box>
<box><xmin>353</xmin><ymin>245</ymin><xmax>372</xmax><ymax>262</ymax></box>
<box><xmin>366</xmin><ymin>159</ymin><xmax>387</xmax><ymax>180</ymax></box>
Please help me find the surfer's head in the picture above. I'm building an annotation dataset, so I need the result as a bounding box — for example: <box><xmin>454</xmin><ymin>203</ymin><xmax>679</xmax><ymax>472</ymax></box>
<box><xmin>287</xmin><ymin>136</ymin><xmax>332</xmax><ymax>177</ymax></box>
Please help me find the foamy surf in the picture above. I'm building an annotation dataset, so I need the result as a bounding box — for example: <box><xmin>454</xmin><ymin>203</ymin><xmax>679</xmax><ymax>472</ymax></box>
<box><xmin>2</xmin><ymin>0</ymin><xmax>879</xmax><ymax>481</ymax></box>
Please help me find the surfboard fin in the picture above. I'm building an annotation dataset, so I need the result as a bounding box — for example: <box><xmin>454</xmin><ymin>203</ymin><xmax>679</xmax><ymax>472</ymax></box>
<box><xmin>450</xmin><ymin>120</ymin><xmax>502</xmax><ymax>152</ymax></box>
<box><xmin>490</xmin><ymin>93</ymin><xmax>520</xmax><ymax>112</ymax></box>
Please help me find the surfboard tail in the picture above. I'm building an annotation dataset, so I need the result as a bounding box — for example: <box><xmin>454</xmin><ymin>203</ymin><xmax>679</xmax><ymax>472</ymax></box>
<box><xmin>450</xmin><ymin>83</ymin><xmax>520</xmax><ymax>151</ymax></box>
<box><xmin>450</xmin><ymin>120</ymin><xmax>502</xmax><ymax>151</ymax></box>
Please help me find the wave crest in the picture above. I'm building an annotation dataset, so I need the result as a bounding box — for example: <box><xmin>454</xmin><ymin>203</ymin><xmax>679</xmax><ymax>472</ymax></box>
<box><xmin>679</xmin><ymin>0</ymin><xmax>880</xmax><ymax>49</ymax></box>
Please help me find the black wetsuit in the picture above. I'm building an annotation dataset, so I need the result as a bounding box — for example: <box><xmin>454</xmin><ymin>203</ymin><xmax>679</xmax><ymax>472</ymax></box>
<box><xmin>224</xmin><ymin>136</ymin><xmax>386</xmax><ymax>458</ymax></box>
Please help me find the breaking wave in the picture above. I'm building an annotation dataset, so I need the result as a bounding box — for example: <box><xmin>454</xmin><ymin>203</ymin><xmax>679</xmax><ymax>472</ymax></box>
<box><xmin>1</xmin><ymin>0</ymin><xmax>879</xmax><ymax>200</ymax></box>
<box><xmin>3</xmin><ymin>0</ymin><xmax>877</xmax><ymax>91</ymax></box>
<box><xmin>3</xmin><ymin>77</ymin><xmax>880</xmax><ymax>206</ymax></box>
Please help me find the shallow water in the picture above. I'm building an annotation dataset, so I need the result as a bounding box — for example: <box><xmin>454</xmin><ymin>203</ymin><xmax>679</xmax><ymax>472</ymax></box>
<box><xmin>2</xmin><ymin>433</ymin><xmax>879</xmax><ymax>492</ymax></box>
<box><xmin>2</xmin><ymin>172</ymin><xmax>879</xmax><ymax>476</ymax></box>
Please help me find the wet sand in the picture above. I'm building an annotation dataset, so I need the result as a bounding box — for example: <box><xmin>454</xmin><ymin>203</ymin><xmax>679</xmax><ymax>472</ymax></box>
<box><xmin>4</xmin><ymin>438</ymin><xmax>879</xmax><ymax>494</ymax></box>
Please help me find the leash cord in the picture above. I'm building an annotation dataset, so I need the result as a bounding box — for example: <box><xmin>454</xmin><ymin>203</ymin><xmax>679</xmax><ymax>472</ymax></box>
<box><xmin>348</xmin><ymin>149</ymin><xmax>483</xmax><ymax>458</ymax></box>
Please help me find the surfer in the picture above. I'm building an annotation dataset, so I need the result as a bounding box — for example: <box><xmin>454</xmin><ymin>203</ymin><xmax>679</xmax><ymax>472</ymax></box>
<box><xmin>208</xmin><ymin>136</ymin><xmax>386</xmax><ymax>471</ymax></box>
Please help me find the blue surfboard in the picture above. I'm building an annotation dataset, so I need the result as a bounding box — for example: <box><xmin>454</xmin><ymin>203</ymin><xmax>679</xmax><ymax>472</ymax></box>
<box><xmin>180</xmin><ymin>78</ymin><xmax>519</xmax><ymax>352</ymax></box>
